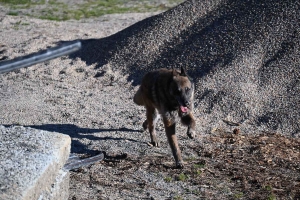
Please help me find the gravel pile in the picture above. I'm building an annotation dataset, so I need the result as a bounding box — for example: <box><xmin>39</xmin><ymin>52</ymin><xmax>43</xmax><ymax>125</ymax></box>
<box><xmin>72</xmin><ymin>0</ymin><xmax>300</xmax><ymax>136</ymax></box>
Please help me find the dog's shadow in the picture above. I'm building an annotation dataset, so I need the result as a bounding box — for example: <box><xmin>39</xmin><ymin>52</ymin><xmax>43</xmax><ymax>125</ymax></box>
<box><xmin>25</xmin><ymin>124</ymin><xmax>142</xmax><ymax>155</ymax></box>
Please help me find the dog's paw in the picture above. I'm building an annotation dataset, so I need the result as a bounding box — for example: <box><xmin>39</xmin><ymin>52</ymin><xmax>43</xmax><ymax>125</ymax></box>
<box><xmin>151</xmin><ymin>141</ymin><xmax>160</xmax><ymax>147</ymax></box>
<box><xmin>147</xmin><ymin>140</ymin><xmax>159</xmax><ymax>147</ymax></box>
<box><xmin>187</xmin><ymin>128</ymin><xmax>195</xmax><ymax>139</ymax></box>
<box><xmin>175</xmin><ymin>161</ymin><xmax>184</xmax><ymax>169</ymax></box>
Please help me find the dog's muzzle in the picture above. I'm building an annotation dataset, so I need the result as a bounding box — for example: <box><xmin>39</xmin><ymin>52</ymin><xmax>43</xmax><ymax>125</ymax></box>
<box><xmin>180</xmin><ymin>106</ymin><xmax>189</xmax><ymax>113</ymax></box>
<box><xmin>176</xmin><ymin>97</ymin><xmax>190</xmax><ymax>113</ymax></box>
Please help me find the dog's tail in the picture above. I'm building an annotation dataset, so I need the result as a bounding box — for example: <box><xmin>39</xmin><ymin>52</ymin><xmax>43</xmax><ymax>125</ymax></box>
<box><xmin>133</xmin><ymin>87</ymin><xmax>144</xmax><ymax>106</ymax></box>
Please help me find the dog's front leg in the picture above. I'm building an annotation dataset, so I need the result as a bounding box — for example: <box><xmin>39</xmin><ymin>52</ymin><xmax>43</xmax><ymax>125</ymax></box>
<box><xmin>181</xmin><ymin>113</ymin><xmax>196</xmax><ymax>139</ymax></box>
<box><xmin>146</xmin><ymin>106</ymin><xmax>159</xmax><ymax>147</ymax></box>
<box><xmin>163</xmin><ymin>118</ymin><xmax>184</xmax><ymax>168</ymax></box>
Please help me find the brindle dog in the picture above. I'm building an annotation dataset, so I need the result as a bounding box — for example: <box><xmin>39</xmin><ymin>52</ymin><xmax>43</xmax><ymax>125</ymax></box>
<box><xmin>133</xmin><ymin>67</ymin><xmax>196</xmax><ymax>168</ymax></box>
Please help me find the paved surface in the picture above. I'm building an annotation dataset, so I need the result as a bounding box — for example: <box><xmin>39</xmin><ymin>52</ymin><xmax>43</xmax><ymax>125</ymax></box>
<box><xmin>0</xmin><ymin>126</ymin><xmax>71</xmax><ymax>200</ymax></box>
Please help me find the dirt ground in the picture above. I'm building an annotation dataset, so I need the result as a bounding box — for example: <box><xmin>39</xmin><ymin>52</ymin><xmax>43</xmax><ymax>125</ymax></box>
<box><xmin>0</xmin><ymin>1</ymin><xmax>299</xmax><ymax>200</ymax></box>
<box><xmin>70</xmin><ymin>131</ymin><xmax>300</xmax><ymax>200</ymax></box>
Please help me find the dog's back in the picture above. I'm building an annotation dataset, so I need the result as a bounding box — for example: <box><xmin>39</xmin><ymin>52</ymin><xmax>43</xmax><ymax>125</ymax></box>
<box><xmin>134</xmin><ymin>68</ymin><xmax>174</xmax><ymax>108</ymax></box>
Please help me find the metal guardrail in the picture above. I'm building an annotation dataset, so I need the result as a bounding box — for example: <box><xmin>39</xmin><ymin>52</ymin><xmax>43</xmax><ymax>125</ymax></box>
<box><xmin>64</xmin><ymin>153</ymin><xmax>104</xmax><ymax>170</ymax></box>
<box><xmin>0</xmin><ymin>41</ymin><xmax>81</xmax><ymax>74</ymax></box>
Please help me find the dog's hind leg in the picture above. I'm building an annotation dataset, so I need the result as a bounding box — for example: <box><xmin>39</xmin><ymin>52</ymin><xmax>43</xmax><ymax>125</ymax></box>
<box><xmin>181</xmin><ymin>113</ymin><xmax>196</xmax><ymax>139</ymax></box>
<box><xmin>146</xmin><ymin>106</ymin><xmax>159</xmax><ymax>147</ymax></box>
<box><xmin>142</xmin><ymin>111</ymin><xmax>160</xmax><ymax>130</ymax></box>
<box><xmin>142</xmin><ymin>120</ymin><xmax>148</xmax><ymax>130</ymax></box>
<box><xmin>133</xmin><ymin>87</ymin><xmax>144</xmax><ymax>106</ymax></box>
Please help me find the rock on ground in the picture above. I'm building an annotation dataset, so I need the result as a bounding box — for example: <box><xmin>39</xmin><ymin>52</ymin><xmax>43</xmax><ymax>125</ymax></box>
<box><xmin>0</xmin><ymin>126</ymin><xmax>70</xmax><ymax>200</ymax></box>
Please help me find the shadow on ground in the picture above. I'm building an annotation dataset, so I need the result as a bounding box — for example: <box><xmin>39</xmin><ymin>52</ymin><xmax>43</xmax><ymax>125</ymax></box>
<box><xmin>24</xmin><ymin>124</ymin><xmax>142</xmax><ymax>155</ymax></box>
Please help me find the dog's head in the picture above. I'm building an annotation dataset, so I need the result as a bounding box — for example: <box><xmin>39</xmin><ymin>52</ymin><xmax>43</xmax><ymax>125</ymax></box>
<box><xmin>169</xmin><ymin>67</ymin><xmax>194</xmax><ymax>114</ymax></box>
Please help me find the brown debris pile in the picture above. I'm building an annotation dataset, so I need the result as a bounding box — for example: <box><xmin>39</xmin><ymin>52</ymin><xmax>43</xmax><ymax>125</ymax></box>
<box><xmin>195</xmin><ymin>130</ymin><xmax>300</xmax><ymax>199</ymax></box>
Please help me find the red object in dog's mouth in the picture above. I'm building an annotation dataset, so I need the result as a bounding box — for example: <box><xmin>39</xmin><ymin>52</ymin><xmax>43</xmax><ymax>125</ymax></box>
<box><xmin>180</xmin><ymin>106</ymin><xmax>188</xmax><ymax>113</ymax></box>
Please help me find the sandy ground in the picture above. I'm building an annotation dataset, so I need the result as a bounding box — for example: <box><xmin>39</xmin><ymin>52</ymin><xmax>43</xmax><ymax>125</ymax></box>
<box><xmin>0</xmin><ymin>1</ymin><xmax>300</xmax><ymax>199</ymax></box>
<box><xmin>0</xmin><ymin>10</ymin><xmax>205</xmax><ymax>199</ymax></box>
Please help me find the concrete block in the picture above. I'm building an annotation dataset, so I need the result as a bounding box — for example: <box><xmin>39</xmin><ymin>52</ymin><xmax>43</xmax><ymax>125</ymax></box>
<box><xmin>0</xmin><ymin>125</ymin><xmax>71</xmax><ymax>200</ymax></box>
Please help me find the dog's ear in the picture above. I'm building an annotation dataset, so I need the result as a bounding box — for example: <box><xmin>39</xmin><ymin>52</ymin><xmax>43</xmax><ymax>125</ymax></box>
<box><xmin>172</xmin><ymin>69</ymin><xmax>178</xmax><ymax>77</ymax></box>
<box><xmin>180</xmin><ymin>66</ymin><xmax>187</xmax><ymax>76</ymax></box>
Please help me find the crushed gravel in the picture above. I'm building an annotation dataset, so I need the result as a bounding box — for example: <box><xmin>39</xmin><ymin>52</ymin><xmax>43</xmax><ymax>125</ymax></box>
<box><xmin>0</xmin><ymin>0</ymin><xmax>299</xmax><ymax>199</ymax></box>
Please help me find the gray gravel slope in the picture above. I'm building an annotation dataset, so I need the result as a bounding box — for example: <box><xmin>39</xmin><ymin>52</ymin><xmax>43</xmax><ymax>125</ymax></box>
<box><xmin>70</xmin><ymin>0</ymin><xmax>300</xmax><ymax>136</ymax></box>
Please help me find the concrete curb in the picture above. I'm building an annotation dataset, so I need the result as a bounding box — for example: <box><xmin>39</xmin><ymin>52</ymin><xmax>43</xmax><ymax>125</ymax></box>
<box><xmin>0</xmin><ymin>125</ymin><xmax>71</xmax><ymax>200</ymax></box>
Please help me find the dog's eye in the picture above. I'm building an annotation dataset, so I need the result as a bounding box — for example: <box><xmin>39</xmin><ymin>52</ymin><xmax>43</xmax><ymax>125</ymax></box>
<box><xmin>185</xmin><ymin>87</ymin><xmax>190</xmax><ymax>92</ymax></box>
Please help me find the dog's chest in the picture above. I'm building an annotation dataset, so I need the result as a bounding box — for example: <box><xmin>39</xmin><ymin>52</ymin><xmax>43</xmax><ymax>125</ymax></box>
<box><xmin>163</xmin><ymin>110</ymin><xmax>180</xmax><ymax>124</ymax></box>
